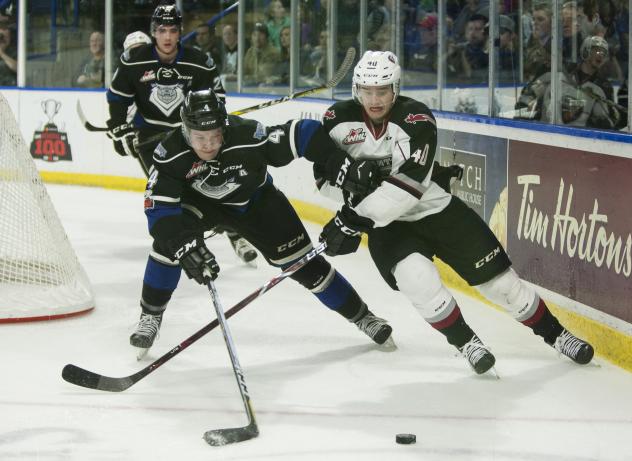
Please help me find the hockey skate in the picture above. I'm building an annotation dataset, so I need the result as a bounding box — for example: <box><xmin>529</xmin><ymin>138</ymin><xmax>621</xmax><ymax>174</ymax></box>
<box><xmin>130</xmin><ymin>311</ymin><xmax>163</xmax><ymax>360</ymax></box>
<box><xmin>553</xmin><ymin>329</ymin><xmax>594</xmax><ymax>365</ymax></box>
<box><xmin>227</xmin><ymin>232</ymin><xmax>258</xmax><ymax>267</ymax></box>
<box><xmin>355</xmin><ymin>311</ymin><xmax>394</xmax><ymax>346</ymax></box>
<box><xmin>458</xmin><ymin>334</ymin><xmax>496</xmax><ymax>375</ymax></box>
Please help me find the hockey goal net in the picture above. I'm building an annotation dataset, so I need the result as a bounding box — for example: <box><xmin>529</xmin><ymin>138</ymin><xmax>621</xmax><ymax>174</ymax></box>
<box><xmin>0</xmin><ymin>93</ymin><xmax>94</xmax><ymax>322</ymax></box>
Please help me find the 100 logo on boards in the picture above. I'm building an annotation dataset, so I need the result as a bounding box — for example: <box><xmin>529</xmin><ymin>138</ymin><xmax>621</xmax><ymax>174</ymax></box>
<box><xmin>30</xmin><ymin>98</ymin><xmax>73</xmax><ymax>162</ymax></box>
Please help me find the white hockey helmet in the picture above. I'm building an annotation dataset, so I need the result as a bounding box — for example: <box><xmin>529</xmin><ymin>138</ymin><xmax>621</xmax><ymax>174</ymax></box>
<box><xmin>123</xmin><ymin>31</ymin><xmax>152</xmax><ymax>51</ymax></box>
<box><xmin>352</xmin><ymin>50</ymin><xmax>401</xmax><ymax>104</ymax></box>
<box><xmin>580</xmin><ymin>35</ymin><xmax>609</xmax><ymax>60</ymax></box>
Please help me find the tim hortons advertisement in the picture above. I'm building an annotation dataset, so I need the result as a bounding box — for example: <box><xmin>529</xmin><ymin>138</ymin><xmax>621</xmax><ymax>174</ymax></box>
<box><xmin>507</xmin><ymin>141</ymin><xmax>632</xmax><ymax>324</ymax></box>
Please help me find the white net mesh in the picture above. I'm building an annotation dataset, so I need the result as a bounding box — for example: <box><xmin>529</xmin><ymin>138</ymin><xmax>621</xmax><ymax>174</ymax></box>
<box><xmin>0</xmin><ymin>94</ymin><xmax>94</xmax><ymax>321</ymax></box>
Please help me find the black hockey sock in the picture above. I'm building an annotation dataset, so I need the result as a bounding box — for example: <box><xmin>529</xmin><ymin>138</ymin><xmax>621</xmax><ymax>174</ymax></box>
<box><xmin>429</xmin><ymin>306</ymin><xmax>476</xmax><ymax>348</ymax></box>
<box><xmin>140</xmin><ymin>283</ymin><xmax>171</xmax><ymax>315</ymax></box>
<box><xmin>522</xmin><ymin>299</ymin><xmax>563</xmax><ymax>345</ymax></box>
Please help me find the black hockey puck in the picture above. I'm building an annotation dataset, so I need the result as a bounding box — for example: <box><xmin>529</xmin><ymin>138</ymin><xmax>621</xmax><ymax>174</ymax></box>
<box><xmin>396</xmin><ymin>433</ymin><xmax>416</xmax><ymax>444</ymax></box>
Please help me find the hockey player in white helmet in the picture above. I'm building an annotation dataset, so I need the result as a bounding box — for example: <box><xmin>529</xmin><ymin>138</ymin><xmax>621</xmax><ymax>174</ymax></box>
<box><xmin>317</xmin><ymin>50</ymin><xmax>594</xmax><ymax>374</ymax></box>
<box><xmin>123</xmin><ymin>30</ymin><xmax>152</xmax><ymax>52</ymax></box>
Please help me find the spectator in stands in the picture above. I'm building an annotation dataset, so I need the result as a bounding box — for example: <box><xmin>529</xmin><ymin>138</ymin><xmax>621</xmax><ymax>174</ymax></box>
<box><xmin>448</xmin><ymin>13</ymin><xmax>489</xmax><ymax>83</ymax></box>
<box><xmin>561</xmin><ymin>1</ymin><xmax>584</xmax><ymax>70</ymax></box>
<box><xmin>219</xmin><ymin>24</ymin><xmax>238</xmax><ymax>83</ymax></box>
<box><xmin>266</xmin><ymin>0</ymin><xmax>290</xmax><ymax>49</ymax></box>
<box><xmin>497</xmin><ymin>14</ymin><xmax>519</xmax><ymax>82</ymax></box>
<box><xmin>592</xmin><ymin>0</ymin><xmax>624</xmax><ymax>82</ymax></box>
<box><xmin>451</xmin><ymin>0</ymin><xmax>489</xmax><ymax>43</ymax></box>
<box><xmin>0</xmin><ymin>19</ymin><xmax>16</xmax><ymax>86</ymax></box>
<box><xmin>408</xmin><ymin>13</ymin><xmax>438</xmax><ymax>74</ymax></box>
<box><xmin>307</xmin><ymin>29</ymin><xmax>328</xmax><ymax>83</ymax></box>
<box><xmin>515</xmin><ymin>36</ymin><xmax>624</xmax><ymax>129</ymax></box>
<box><xmin>73</xmin><ymin>30</ymin><xmax>105</xmax><ymax>88</ymax></box>
<box><xmin>338</xmin><ymin>0</ymin><xmax>361</xmax><ymax>52</ymax></box>
<box><xmin>367</xmin><ymin>0</ymin><xmax>391</xmax><ymax>50</ymax></box>
<box><xmin>192</xmin><ymin>22</ymin><xmax>222</xmax><ymax>67</ymax></box>
<box><xmin>270</xmin><ymin>25</ymin><xmax>291</xmax><ymax>84</ymax></box>
<box><xmin>523</xmin><ymin>1</ymin><xmax>552</xmax><ymax>81</ymax></box>
<box><xmin>244</xmin><ymin>22</ymin><xmax>281</xmax><ymax>85</ymax></box>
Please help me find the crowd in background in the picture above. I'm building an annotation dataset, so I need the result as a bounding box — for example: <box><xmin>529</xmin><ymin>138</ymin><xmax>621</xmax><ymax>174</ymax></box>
<box><xmin>2</xmin><ymin>0</ymin><xmax>629</xmax><ymax>131</ymax></box>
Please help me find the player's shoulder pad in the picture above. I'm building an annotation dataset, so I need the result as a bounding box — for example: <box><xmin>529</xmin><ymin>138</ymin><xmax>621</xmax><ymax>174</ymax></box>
<box><xmin>226</xmin><ymin>115</ymin><xmax>267</xmax><ymax>143</ymax></box>
<box><xmin>390</xmin><ymin>96</ymin><xmax>437</xmax><ymax>133</ymax></box>
<box><xmin>121</xmin><ymin>44</ymin><xmax>154</xmax><ymax>64</ymax></box>
<box><xmin>180</xmin><ymin>46</ymin><xmax>216</xmax><ymax>69</ymax></box>
<box><xmin>153</xmin><ymin>128</ymin><xmax>190</xmax><ymax>160</ymax></box>
<box><xmin>322</xmin><ymin>99</ymin><xmax>360</xmax><ymax>129</ymax></box>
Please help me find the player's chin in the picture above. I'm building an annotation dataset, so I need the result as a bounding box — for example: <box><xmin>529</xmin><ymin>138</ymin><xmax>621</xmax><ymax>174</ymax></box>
<box><xmin>197</xmin><ymin>151</ymin><xmax>217</xmax><ymax>161</ymax></box>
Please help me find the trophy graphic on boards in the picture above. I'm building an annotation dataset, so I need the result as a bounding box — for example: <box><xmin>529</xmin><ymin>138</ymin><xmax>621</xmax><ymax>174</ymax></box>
<box><xmin>31</xmin><ymin>98</ymin><xmax>73</xmax><ymax>162</ymax></box>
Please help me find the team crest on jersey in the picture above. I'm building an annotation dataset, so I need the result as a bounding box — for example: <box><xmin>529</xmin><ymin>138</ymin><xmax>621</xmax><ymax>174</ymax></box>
<box><xmin>342</xmin><ymin>127</ymin><xmax>366</xmax><ymax>145</ymax></box>
<box><xmin>253</xmin><ymin>122</ymin><xmax>266</xmax><ymax>140</ymax></box>
<box><xmin>404</xmin><ymin>113</ymin><xmax>435</xmax><ymax>126</ymax></box>
<box><xmin>149</xmin><ymin>83</ymin><xmax>185</xmax><ymax>117</ymax></box>
<box><xmin>323</xmin><ymin>110</ymin><xmax>336</xmax><ymax>120</ymax></box>
<box><xmin>192</xmin><ymin>176</ymin><xmax>240</xmax><ymax>199</ymax></box>
<box><xmin>140</xmin><ymin>70</ymin><xmax>156</xmax><ymax>82</ymax></box>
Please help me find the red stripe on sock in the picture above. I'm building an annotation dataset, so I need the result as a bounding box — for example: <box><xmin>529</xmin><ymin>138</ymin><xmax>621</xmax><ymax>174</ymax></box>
<box><xmin>430</xmin><ymin>305</ymin><xmax>461</xmax><ymax>330</ymax></box>
<box><xmin>521</xmin><ymin>298</ymin><xmax>547</xmax><ymax>327</ymax></box>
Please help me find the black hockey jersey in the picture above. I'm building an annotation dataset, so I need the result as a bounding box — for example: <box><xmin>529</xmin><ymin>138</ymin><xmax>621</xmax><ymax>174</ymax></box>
<box><xmin>144</xmin><ymin>116</ymin><xmax>332</xmax><ymax>242</ymax></box>
<box><xmin>322</xmin><ymin>96</ymin><xmax>452</xmax><ymax>227</ymax></box>
<box><xmin>107</xmin><ymin>44</ymin><xmax>224</xmax><ymax>131</ymax></box>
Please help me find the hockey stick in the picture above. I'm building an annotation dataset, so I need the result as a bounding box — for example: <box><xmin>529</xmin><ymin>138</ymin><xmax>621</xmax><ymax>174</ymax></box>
<box><xmin>61</xmin><ymin>242</ymin><xmax>327</xmax><ymax>392</ymax></box>
<box><xmin>76</xmin><ymin>99</ymin><xmax>108</xmax><ymax>132</ymax></box>
<box><xmin>230</xmin><ymin>46</ymin><xmax>357</xmax><ymax>116</ymax></box>
<box><xmin>203</xmin><ymin>279</ymin><xmax>258</xmax><ymax>446</ymax></box>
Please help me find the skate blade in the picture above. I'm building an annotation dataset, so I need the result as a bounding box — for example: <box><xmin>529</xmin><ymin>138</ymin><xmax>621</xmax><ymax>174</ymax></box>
<box><xmin>135</xmin><ymin>347</ymin><xmax>150</xmax><ymax>361</ymax></box>
<box><xmin>378</xmin><ymin>336</ymin><xmax>398</xmax><ymax>351</ymax></box>
<box><xmin>244</xmin><ymin>259</ymin><xmax>258</xmax><ymax>268</ymax></box>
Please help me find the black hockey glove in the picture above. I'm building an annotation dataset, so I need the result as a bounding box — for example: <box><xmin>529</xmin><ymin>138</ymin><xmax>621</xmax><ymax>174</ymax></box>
<box><xmin>171</xmin><ymin>235</ymin><xmax>220</xmax><ymax>284</ymax></box>
<box><xmin>320</xmin><ymin>205</ymin><xmax>375</xmax><ymax>256</ymax></box>
<box><xmin>106</xmin><ymin>122</ymin><xmax>137</xmax><ymax>157</ymax></box>
<box><xmin>342</xmin><ymin>159</ymin><xmax>382</xmax><ymax>196</ymax></box>
<box><xmin>431</xmin><ymin>161</ymin><xmax>463</xmax><ymax>193</ymax></box>
<box><xmin>326</xmin><ymin>154</ymin><xmax>381</xmax><ymax>196</ymax></box>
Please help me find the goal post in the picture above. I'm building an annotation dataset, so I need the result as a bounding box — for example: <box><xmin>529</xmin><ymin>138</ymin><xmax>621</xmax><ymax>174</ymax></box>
<box><xmin>0</xmin><ymin>93</ymin><xmax>94</xmax><ymax>322</ymax></box>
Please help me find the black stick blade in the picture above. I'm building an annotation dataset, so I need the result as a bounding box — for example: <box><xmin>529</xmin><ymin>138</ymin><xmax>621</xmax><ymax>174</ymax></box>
<box><xmin>62</xmin><ymin>364</ymin><xmax>135</xmax><ymax>392</ymax></box>
<box><xmin>203</xmin><ymin>425</ymin><xmax>259</xmax><ymax>446</ymax></box>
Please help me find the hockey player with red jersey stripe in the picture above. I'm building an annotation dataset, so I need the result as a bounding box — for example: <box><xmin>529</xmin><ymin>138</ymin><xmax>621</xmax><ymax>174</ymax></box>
<box><xmin>317</xmin><ymin>50</ymin><xmax>594</xmax><ymax>374</ymax></box>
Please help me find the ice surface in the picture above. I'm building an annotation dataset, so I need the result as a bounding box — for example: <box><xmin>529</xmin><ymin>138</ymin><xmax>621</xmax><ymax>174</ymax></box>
<box><xmin>1</xmin><ymin>185</ymin><xmax>631</xmax><ymax>461</ymax></box>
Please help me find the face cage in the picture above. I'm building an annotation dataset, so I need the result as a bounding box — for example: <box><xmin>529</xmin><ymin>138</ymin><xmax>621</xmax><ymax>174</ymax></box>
<box><xmin>352</xmin><ymin>82</ymin><xmax>400</xmax><ymax>106</ymax></box>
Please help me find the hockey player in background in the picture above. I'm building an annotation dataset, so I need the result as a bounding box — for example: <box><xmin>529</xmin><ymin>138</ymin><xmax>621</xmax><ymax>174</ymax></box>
<box><xmin>107</xmin><ymin>4</ymin><xmax>257</xmax><ymax>266</ymax></box>
<box><xmin>132</xmin><ymin>88</ymin><xmax>393</xmax><ymax>357</ymax></box>
<box><xmin>317</xmin><ymin>50</ymin><xmax>594</xmax><ymax>374</ymax></box>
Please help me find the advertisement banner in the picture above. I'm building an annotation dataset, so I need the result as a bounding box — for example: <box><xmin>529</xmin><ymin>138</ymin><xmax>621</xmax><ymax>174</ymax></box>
<box><xmin>437</xmin><ymin>130</ymin><xmax>507</xmax><ymax>224</ymax></box>
<box><xmin>507</xmin><ymin>140</ymin><xmax>632</xmax><ymax>324</ymax></box>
